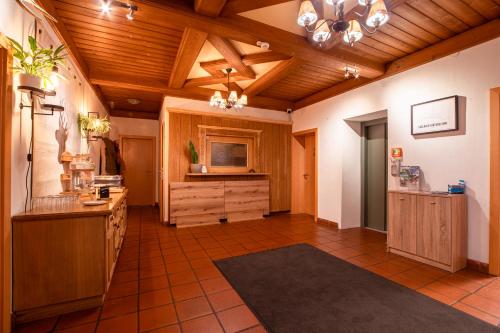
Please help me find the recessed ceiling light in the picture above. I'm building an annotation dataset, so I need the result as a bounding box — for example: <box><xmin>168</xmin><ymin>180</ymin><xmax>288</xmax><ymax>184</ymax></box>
<box><xmin>127</xmin><ymin>98</ymin><xmax>141</xmax><ymax>105</ymax></box>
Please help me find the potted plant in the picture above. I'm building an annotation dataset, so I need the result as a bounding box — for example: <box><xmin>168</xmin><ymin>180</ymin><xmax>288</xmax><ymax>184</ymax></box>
<box><xmin>78</xmin><ymin>113</ymin><xmax>111</xmax><ymax>139</ymax></box>
<box><xmin>8</xmin><ymin>35</ymin><xmax>66</xmax><ymax>89</ymax></box>
<box><xmin>188</xmin><ymin>140</ymin><xmax>202</xmax><ymax>173</ymax></box>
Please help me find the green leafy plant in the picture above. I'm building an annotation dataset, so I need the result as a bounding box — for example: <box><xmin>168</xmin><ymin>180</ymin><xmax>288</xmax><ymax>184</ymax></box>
<box><xmin>188</xmin><ymin>140</ymin><xmax>199</xmax><ymax>164</ymax></box>
<box><xmin>8</xmin><ymin>35</ymin><xmax>65</xmax><ymax>81</ymax></box>
<box><xmin>78</xmin><ymin>113</ymin><xmax>111</xmax><ymax>137</ymax></box>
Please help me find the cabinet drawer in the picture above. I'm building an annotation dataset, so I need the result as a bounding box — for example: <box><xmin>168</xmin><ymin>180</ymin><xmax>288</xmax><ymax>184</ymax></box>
<box><xmin>388</xmin><ymin>193</ymin><xmax>417</xmax><ymax>254</ymax></box>
<box><xmin>416</xmin><ymin>196</ymin><xmax>452</xmax><ymax>265</ymax></box>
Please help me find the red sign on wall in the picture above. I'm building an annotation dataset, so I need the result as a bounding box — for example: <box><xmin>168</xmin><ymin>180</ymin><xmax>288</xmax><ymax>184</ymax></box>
<box><xmin>391</xmin><ymin>147</ymin><xmax>403</xmax><ymax>159</ymax></box>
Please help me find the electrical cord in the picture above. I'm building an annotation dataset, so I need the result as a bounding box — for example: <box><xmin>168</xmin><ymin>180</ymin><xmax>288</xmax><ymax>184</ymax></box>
<box><xmin>24</xmin><ymin>133</ymin><xmax>33</xmax><ymax>212</ymax></box>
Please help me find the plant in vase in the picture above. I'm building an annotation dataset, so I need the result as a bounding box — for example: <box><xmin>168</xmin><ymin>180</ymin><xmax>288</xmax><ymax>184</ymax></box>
<box><xmin>8</xmin><ymin>35</ymin><xmax>66</xmax><ymax>90</ymax></box>
<box><xmin>188</xmin><ymin>140</ymin><xmax>202</xmax><ymax>173</ymax></box>
<box><xmin>78</xmin><ymin>113</ymin><xmax>111</xmax><ymax>141</ymax></box>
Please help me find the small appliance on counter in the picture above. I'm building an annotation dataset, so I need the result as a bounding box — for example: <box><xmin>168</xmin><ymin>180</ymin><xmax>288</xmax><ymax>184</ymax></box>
<box><xmin>94</xmin><ymin>175</ymin><xmax>123</xmax><ymax>187</ymax></box>
<box><xmin>448</xmin><ymin>179</ymin><xmax>465</xmax><ymax>194</ymax></box>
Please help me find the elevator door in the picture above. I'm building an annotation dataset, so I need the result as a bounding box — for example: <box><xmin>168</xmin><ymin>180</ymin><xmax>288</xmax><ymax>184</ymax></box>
<box><xmin>364</xmin><ymin>123</ymin><xmax>387</xmax><ymax>231</ymax></box>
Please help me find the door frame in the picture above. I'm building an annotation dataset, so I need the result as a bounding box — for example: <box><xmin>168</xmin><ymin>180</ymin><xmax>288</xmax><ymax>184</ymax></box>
<box><xmin>0</xmin><ymin>33</ymin><xmax>12</xmax><ymax>333</ymax></box>
<box><xmin>291</xmin><ymin>128</ymin><xmax>318</xmax><ymax>221</ymax></box>
<box><xmin>490</xmin><ymin>87</ymin><xmax>500</xmax><ymax>276</ymax></box>
<box><xmin>119</xmin><ymin>135</ymin><xmax>157</xmax><ymax>206</ymax></box>
<box><xmin>361</xmin><ymin>119</ymin><xmax>388</xmax><ymax>232</ymax></box>
<box><xmin>159</xmin><ymin>122</ymin><xmax>164</xmax><ymax>222</ymax></box>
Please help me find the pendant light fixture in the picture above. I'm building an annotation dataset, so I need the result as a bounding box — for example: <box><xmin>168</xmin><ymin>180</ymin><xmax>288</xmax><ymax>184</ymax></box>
<box><xmin>209</xmin><ymin>68</ymin><xmax>248</xmax><ymax>110</ymax></box>
<box><xmin>297</xmin><ymin>0</ymin><xmax>390</xmax><ymax>48</ymax></box>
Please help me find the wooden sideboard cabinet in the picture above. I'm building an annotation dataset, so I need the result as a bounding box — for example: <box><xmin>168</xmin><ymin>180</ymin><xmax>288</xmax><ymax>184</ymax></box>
<box><xmin>12</xmin><ymin>191</ymin><xmax>128</xmax><ymax>323</ymax></box>
<box><xmin>170</xmin><ymin>180</ymin><xmax>270</xmax><ymax>227</ymax></box>
<box><xmin>387</xmin><ymin>191</ymin><xmax>467</xmax><ymax>272</ymax></box>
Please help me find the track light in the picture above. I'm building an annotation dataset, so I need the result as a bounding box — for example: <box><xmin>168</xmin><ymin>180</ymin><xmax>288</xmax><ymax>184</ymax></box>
<box><xmin>100</xmin><ymin>1</ymin><xmax>138</xmax><ymax>20</ymax></box>
<box><xmin>126</xmin><ymin>8</ymin><xmax>135</xmax><ymax>20</ymax></box>
<box><xmin>100</xmin><ymin>1</ymin><xmax>111</xmax><ymax>14</ymax></box>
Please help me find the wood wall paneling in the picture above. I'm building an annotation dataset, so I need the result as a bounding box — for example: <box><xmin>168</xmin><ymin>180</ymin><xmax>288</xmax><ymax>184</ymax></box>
<box><xmin>168</xmin><ymin>112</ymin><xmax>291</xmax><ymax>214</ymax></box>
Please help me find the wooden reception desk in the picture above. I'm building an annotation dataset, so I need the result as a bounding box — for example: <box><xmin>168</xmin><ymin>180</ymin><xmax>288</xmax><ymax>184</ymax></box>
<box><xmin>170</xmin><ymin>180</ymin><xmax>270</xmax><ymax>227</ymax></box>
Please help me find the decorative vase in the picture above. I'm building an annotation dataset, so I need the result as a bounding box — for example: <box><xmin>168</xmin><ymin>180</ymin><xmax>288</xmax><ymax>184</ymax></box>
<box><xmin>18</xmin><ymin>73</ymin><xmax>41</xmax><ymax>89</ymax></box>
<box><xmin>190</xmin><ymin>163</ymin><xmax>202</xmax><ymax>173</ymax></box>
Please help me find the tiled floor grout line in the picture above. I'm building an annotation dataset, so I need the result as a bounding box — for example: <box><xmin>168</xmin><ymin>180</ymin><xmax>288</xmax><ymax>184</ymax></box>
<box><xmin>175</xmin><ymin>226</ymin><xmax>229</xmax><ymax>333</ymax></box>
<box><xmin>159</xmin><ymin>213</ymin><xmax>183</xmax><ymax>333</ymax></box>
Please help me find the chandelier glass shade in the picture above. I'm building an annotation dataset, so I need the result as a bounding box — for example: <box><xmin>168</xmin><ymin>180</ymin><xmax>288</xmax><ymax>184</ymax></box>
<box><xmin>297</xmin><ymin>0</ymin><xmax>390</xmax><ymax>47</ymax></box>
<box><xmin>209</xmin><ymin>68</ymin><xmax>248</xmax><ymax>110</ymax></box>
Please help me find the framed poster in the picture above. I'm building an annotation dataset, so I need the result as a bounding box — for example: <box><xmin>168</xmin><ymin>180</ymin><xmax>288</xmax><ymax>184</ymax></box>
<box><xmin>411</xmin><ymin>95</ymin><xmax>459</xmax><ymax>135</ymax></box>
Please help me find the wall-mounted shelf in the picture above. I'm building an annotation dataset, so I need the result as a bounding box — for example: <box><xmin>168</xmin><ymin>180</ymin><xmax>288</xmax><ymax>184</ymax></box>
<box><xmin>18</xmin><ymin>85</ymin><xmax>46</xmax><ymax>98</ymax></box>
<box><xmin>186</xmin><ymin>172</ymin><xmax>270</xmax><ymax>176</ymax></box>
<box><xmin>41</xmin><ymin>104</ymin><xmax>64</xmax><ymax>115</ymax></box>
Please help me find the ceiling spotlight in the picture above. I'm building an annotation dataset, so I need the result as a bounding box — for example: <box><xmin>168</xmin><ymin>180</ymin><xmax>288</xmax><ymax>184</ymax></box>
<box><xmin>101</xmin><ymin>1</ymin><xmax>138</xmax><ymax>20</ymax></box>
<box><xmin>344</xmin><ymin>66</ymin><xmax>360</xmax><ymax>79</ymax></box>
<box><xmin>256</xmin><ymin>41</ymin><xmax>270</xmax><ymax>50</ymax></box>
<box><xmin>126</xmin><ymin>8</ymin><xmax>135</xmax><ymax>20</ymax></box>
<box><xmin>101</xmin><ymin>1</ymin><xmax>111</xmax><ymax>14</ymax></box>
<box><xmin>127</xmin><ymin>98</ymin><xmax>141</xmax><ymax>105</ymax></box>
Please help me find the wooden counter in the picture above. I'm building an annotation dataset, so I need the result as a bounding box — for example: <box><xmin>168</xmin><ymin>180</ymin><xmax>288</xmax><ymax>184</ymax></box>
<box><xmin>12</xmin><ymin>191</ymin><xmax>128</xmax><ymax>323</ymax></box>
<box><xmin>13</xmin><ymin>191</ymin><xmax>127</xmax><ymax>220</ymax></box>
<box><xmin>388</xmin><ymin>190</ymin><xmax>463</xmax><ymax>198</ymax></box>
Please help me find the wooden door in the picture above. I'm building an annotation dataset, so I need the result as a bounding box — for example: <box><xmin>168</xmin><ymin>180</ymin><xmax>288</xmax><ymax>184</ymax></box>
<box><xmin>304</xmin><ymin>134</ymin><xmax>316</xmax><ymax>216</ymax></box>
<box><xmin>416</xmin><ymin>196</ymin><xmax>452</xmax><ymax>265</ymax></box>
<box><xmin>490</xmin><ymin>87</ymin><xmax>500</xmax><ymax>276</ymax></box>
<box><xmin>388</xmin><ymin>193</ymin><xmax>417</xmax><ymax>254</ymax></box>
<box><xmin>291</xmin><ymin>130</ymin><xmax>317</xmax><ymax>220</ymax></box>
<box><xmin>121</xmin><ymin>136</ymin><xmax>155</xmax><ymax>206</ymax></box>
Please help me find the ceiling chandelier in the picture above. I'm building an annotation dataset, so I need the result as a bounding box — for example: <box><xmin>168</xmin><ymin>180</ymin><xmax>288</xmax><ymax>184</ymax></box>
<box><xmin>209</xmin><ymin>68</ymin><xmax>248</xmax><ymax>110</ymax></box>
<box><xmin>297</xmin><ymin>0</ymin><xmax>389</xmax><ymax>47</ymax></box>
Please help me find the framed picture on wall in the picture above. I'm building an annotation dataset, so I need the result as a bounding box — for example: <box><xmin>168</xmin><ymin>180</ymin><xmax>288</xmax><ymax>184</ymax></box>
<box><xmin>411</xmin><ymin>95</ymin><xmax>459</xmax><ymax>135</ymax></box>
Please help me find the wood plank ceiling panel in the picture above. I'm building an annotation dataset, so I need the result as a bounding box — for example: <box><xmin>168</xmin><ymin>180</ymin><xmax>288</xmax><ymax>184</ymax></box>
<box><xmin>259</xmin><ymin>63</ymin><xmax>345</xmax><ymax>102</ymax></box>
<box><xmin>44</xmin><ymin>0</ymin><xmax>500</xmax><ymax>117</ymax></box>
<box><xmin>53</xmin><ymin>0</ymin><xmax>185</xmax><ymax>118</ymax></box>
<box><xmin>101</xmin><ymin>86</ymin><xmax>163</xmax><ymax>113</ymax></box>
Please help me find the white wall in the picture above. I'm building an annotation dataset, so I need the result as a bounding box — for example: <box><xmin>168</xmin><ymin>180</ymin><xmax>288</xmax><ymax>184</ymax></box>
<box><xmin>292</xmin><ymin>38</ymin><xmax>500</xmax><ymax>263</ymax></box>
<box><xmin>1</xmin><ymin>0</ymin><xmax>107</xmax><ymax>215</ymax></box>
<box><xmin>109</xmin><ymin>116</ymin><xmax>160</xmax><ymax>202</ymax></box>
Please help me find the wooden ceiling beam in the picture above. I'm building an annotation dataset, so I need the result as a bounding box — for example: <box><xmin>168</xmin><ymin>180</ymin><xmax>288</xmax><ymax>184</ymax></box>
<box><xmin>206</xmin><ymin>35</ymin><xmax>256</xmax><ymax>79</ymax></box>
<box><xmin>221</xmin><ymin>0</ymin><xmax>293</xmax><ymax>16</ymax></box>
<box><xmin>168</xmin><ymin>28</ymin><xmax>208</xmax><ymax>88</ymax></box>
<box><xmin>200</xmin><ymin>51</ymin><xmax>291</xmax><ymax>71</ymax></box>
<box><xmin>295</xmin><ymin>19</ymin><xmax>500</xmax><ymax>110</ymax></box>
<box><xmin>244</xmin><ymin>57</ymin><xmax>303</xmax><ymax>96</ymax></box>
<box><xmin>202</xmin><ymin>66</ymin><xmax>244</xmax><ymax>93</ymax></box>
<box><xmin>184</xmin><ymin>74</ymin><xmax>252</xmax><ymax>88</ymax></box>
<box><xmin>115</xmin><ymin>1</ymin><xmax>384</xmax><ymax>77</ymax></box>
<box><xmin>168</xmin><ymin>0</ymin><xmax>227</xmax><ymax>88</ymax></box>
<box><xmin>195</xmin><ymin>0</ymin><xmax>228</xmax><ymax>17</ymax></box>
<box><xmin>89</xmin><ymin>71</ymin><xmax>293</xmax><ymax>111</ymax></box>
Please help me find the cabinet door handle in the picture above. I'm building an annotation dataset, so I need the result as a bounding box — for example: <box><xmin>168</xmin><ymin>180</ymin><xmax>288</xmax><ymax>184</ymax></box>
<box><xmin>399</xmin><ymin>198</ymin><xmax>405</xmax><ymax>201</ymax></box>
<box><xmin>430</xmin><ymin>202</ymin><xmax>436</xmax><ymax>205</ymax></box>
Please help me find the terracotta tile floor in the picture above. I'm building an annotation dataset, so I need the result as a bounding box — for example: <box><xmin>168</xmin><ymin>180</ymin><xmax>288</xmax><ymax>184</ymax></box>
<box><xmin>15</xmin><ymin>207</ymin><xmax>500</xmax><ymax>332</ymax></box>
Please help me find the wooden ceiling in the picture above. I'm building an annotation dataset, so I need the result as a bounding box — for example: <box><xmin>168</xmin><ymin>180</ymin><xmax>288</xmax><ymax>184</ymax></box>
<box><xmin>37</xmin><ymin>0</ymin><xmax>500</xmax><ymax>119</ymax></box>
